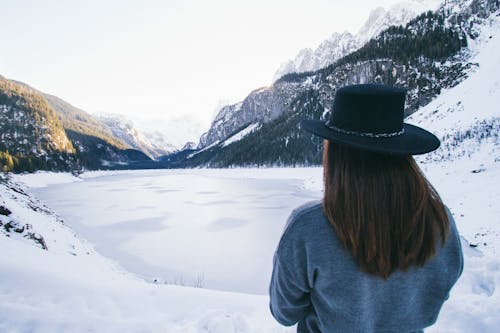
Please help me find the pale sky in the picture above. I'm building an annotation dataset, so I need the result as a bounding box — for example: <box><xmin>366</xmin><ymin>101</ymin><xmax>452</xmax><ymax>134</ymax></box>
<box><xmin>0</xmin><ymin>0</ymin><xmax>419</xmax><ymax>146</ymax></box>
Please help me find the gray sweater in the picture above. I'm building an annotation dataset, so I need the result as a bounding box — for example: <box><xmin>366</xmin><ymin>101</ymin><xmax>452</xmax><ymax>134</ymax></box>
<box><xmin>269</xmin><ymin>200</ymin><xmax>463</xmax><ymax>333</ymax></box>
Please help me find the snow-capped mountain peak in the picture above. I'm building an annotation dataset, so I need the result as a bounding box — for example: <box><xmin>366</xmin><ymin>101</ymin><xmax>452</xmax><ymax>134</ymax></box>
<box><xmin>273</xmin><ymin>0</ymin><xmax>444</xmax><ymax>81</ymax></box>
<box><xmin>97</xmin><ymin>114</ymin><xmax>177</xmax><ymax>159</ymax></box>
<box><xmin>357</xmin><ymin>0</ymin><xmax>442</xmax><ymax>43</ymax></box>
<box><xmin>356</xmin><ymin>6</ymin><xmax>387</xmax><ymax>43</ymax></box>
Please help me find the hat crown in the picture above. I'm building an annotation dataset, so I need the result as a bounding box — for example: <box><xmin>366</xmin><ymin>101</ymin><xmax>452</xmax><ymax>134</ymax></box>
<box><xmin>299</xmin><ymin>83</ymin><xmax>440</xmax><ymax>155</ymax></box>
<box><xmin>328</xmin><ymin>84</ymin><xmax>406</xmax><ymax>136</ymax></box>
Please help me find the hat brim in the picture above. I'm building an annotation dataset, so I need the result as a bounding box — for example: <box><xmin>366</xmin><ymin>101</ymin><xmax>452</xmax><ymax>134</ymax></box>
<box><xmin>300</xmin><ymin>119</ymin><xmax>440</xmax><ymax>155</ymax></box>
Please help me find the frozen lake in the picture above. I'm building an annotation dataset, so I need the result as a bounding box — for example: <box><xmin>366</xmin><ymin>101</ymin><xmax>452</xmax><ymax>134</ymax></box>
<box><xmin>30</xmin><ymin>168</ymin><xmax>323</xmax><ymax>294</ymax></box>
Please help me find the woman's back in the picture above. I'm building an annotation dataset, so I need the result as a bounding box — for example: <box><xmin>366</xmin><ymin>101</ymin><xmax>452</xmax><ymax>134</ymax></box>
<box><xmin>270</xmin><ymin>201</ymin><xmax>463</xmax><ymax>333</ymax></box>
<box><xmin>269</xmin><ymin>84</ymin><xmax>464</xmax><ymax>332</ymax></box>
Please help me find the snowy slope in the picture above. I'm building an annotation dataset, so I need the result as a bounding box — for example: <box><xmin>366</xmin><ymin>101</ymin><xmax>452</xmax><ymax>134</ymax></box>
<box><xmin>407</xmin><ymin>13</ymin><xmax>500</xmax><ymax>165</ymax></box>
<box><xmin>221</xmin><ymin>123</ymin><xmax>261</xmax><ymax>147</ymax></box>
<box><xmin>409</xmin><ymin>13</ymin><xmax>500</xmax><ymax>331</ymax></box>
<box><xmin>0</xmin><ymin>174</ymin><xmax>90</xmax><ymax>255</ymax></box>
<box><xmin>407</xmin><ymin>5</ymin><xmax>500</xmax><ymax>245</ymax></box>
<box><xmin>0</xmin><ymin>236</ymin><xmax>290</xmax><ymax>333</ymax></box>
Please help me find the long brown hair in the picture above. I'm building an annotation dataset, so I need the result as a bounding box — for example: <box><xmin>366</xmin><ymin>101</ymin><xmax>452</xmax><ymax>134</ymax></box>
<box><xmin>322</xmin><ymin>140</ymin><xmax>449</xmax><ymax>279</ymax></box>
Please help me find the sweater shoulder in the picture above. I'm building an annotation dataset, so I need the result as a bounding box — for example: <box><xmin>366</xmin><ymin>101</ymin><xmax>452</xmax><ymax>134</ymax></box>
<box><xmin>281</xmin><ymin>200</ymin><xmax>325</xmax><ymax>241</ymax></box>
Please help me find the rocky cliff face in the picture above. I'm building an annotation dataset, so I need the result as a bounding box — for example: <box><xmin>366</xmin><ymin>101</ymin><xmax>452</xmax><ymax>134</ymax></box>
<box><xmin>198</xmin><ymin>82</ymin><xmax>313</xmax><ymax>149</ymax></box>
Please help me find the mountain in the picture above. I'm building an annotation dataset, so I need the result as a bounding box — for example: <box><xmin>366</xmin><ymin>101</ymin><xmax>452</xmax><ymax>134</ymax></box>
<box><xmin>197</xmin><ymin>1</ymin><xmax>449</xmax><ymax>152</ymax></box>
<box><xmin>181</xmin><ymin>142</ymin><xmax>197</xmax><ymax>150</ymax></box>
<box><xmin>0</xmin><ymin>77</ymin><xmax>152</xmax><ymax>172</ymax></box>
<box><xmin>143</xmin><ymin>130</ymin><xmax>178</xmax><ymax>157</ymax></box>
<box><xmin>0</xmin><ymin>76</ymin><xmax>77</xmax><ymax>172</ymax></box>
<box><xmin>273</xmin><ymin>0</ymin><xmax>442</xmax><ymax>81</ymax></box>
<box><xmin>176</xmin><ymin>0</ymin><xmax>499</xmax><ymax>168</ymax></box>
<box><xmin>97</xmin><ymin>114</ymin><xmax>177</xmax><ymax>159</ymax></box>
<box><xmin>43</xmin><ymin>94</ymin><xmax>128</xmax><ymax>150</ymax></box>
<box><xmin>40</xmin><ymin>93</ymin><xmax>152</xmax><ymax>170</ymax></box>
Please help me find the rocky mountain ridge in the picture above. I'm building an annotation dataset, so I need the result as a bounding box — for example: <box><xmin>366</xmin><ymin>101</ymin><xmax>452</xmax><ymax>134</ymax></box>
<box><xmin>273</xmin><ymin>0</ymin><xmax>442</xmax><ymax>81</ymax></box>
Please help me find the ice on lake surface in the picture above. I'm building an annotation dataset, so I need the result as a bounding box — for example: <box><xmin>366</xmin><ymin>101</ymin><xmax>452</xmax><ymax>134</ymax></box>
<box><xmin>32</xmin><ymin>168</ymin><xmax>323</xmax><ymax>294</ymax></box>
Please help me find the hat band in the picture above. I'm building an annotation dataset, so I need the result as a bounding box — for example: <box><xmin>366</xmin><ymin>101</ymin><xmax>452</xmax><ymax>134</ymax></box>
<box><xmin>325</xmin><ymin>121</ymin><xmax>405</xmax><ymax>138</ymax></box>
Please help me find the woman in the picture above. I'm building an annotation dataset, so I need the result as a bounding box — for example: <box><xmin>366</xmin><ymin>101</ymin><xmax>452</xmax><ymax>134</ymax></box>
<box><xmin>269</xmin><ymin>84</ymin><xmax>463</xmax><ymax>332</ymax></box>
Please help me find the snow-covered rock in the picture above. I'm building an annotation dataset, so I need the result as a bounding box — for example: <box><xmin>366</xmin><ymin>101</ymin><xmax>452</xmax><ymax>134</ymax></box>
<box><xmin>197</xmin><ymin>82</ymin><xmax>310</xmax><ymax>149</ymax></box>
<box><xmin>181</xmin><ymin>141</ymin><xmax>197</xmax><ymax>151</ymax></box>
<box><xmin>0</xmin><ymin>173</ymin><xmax>92</xmax><ymax>255</ymax></box>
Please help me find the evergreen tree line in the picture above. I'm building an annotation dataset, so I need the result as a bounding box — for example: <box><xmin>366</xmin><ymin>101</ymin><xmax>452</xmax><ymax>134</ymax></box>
<box><xmin>0</xmin><ymin>78</ymin><xmax>73</xmax><ymax>153</ymax></box>
<box><xmin>0</xmin><ymin>150</ymin><xmax>77</xmax><ymax>173</ymax></box>
<box><xmin>333</xmin><ymin>23</ymin><xmax>467</xmax><ymax>69</ymax></box>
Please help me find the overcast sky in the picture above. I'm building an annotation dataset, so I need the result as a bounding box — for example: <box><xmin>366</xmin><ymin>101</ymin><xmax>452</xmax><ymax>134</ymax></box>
<box><xmin>1</xmin><ymin>0</ymin><xmax>423</xmax><ymax>146</ymax></box>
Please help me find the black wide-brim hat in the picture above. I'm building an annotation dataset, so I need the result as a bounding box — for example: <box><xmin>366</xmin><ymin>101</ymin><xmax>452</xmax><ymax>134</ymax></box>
<box><xmin>300</xmin><ymin>84</ymin><xmax>440</xmax><ymax>155</ymax></box>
